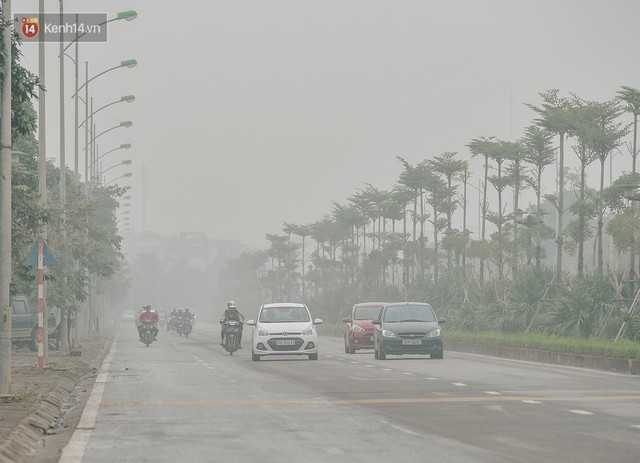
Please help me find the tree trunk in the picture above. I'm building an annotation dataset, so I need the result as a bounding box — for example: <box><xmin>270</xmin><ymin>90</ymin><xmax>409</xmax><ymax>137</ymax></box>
<box><xmin>556</xmin><ymin>133</ymin><xmax>565</xmax><ymax>280</ymax></box>
<box><xmin>480</xmin><ymin>155</ymin><xmax>488</xmax><ymax>282</ymax></box>
<box><xmin>597</xmin><ymin>158</ymin><xmax>605</xmax><ymax>270</ymax></box>
<box><xmin>578</xmin><ymin>149</ymin><xmax>586</xmax><ymax>278</ymax></box>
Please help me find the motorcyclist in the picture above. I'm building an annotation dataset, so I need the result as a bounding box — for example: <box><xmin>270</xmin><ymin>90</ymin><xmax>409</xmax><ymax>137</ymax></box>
<box><xmin>137</xmin><ymin>304</ymin><xmax>160</xmax><ymax>341</ymax></box>
<box><xmin>220</xmin><ymin>300</ymin><xmax>245</xmax><ymax>348</ymax></box>
<box><xmin>168</xmin><ymin>309</ymin><xmax>178</xmax><ymax>331</ymax></box>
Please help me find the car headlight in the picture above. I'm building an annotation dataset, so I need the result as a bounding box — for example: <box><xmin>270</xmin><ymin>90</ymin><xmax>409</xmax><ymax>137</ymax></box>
<box><xmin>351</xmin><ymin>324</ymin><xmax>365</xmax><ymax>333</ymax></box>
<box><xmin>426</xmin><ymin>328</ymin><xmax>441</xmax><ymax>338</ymax></box>
<box><xmin>302</xmin><ymin>327</ymin><xmax>314</xmax><ymax>336</ymax></box>
<box><xmin>257</xmin><ymin>328</ymin><xmax>270</xmax><ymax>337</ymax></box>
<box><xmin>381</xmin><ymin>329</ymin><xmax>397</xmax><ymax>338</ymax></box>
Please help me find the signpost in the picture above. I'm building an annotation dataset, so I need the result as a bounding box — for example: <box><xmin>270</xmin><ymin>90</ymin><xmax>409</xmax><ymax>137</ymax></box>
<box><xmin>24</xmin><ymin>235</ymin><xmax>56</xmax><ymax>371</ymax></box>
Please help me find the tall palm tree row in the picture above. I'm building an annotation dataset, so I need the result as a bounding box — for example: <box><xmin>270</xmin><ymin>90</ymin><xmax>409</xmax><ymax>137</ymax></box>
<box><xmin>221</xmin><ymin>86</ymin><xmax>640</xmax><ymax>342</ymax></box>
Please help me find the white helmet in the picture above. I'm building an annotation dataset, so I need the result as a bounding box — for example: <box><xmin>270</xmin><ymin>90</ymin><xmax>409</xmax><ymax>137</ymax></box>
<box><xmin>227</xmin><ymin>300</ymin><xmax>237</xmax><ymax>309</ymax></box>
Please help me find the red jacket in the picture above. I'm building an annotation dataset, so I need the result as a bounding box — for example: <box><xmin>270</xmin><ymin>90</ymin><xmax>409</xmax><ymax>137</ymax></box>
<box><xmin>138</xmin><ymin>310</ymin><xmax>159</xmax><ymax>324</ymax></box>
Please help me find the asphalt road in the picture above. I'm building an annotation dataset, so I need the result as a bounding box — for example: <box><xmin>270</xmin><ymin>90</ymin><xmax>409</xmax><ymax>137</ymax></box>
<box><xmin>58</xmin><ymin>322</ymin><xmax>640</xmax><ymax>463</ymax></box>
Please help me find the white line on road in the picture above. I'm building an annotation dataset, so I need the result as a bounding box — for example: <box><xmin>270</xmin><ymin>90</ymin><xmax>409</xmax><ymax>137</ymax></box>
<box><xmin>484</xmin><ymin>391</ymin><xmax>501</xmax><ymax>395</ymax></box>
<box><xmin>382</xmin><ymin>421</ymin><xmax>421</xmax><ymax>436</ymax></box>
<box><xmin>568</xmin><ymin>410</ymin><xmax>594</xmax><ymax>415</ymax></box>
<box><xmin>324</xmin><ymin>447</ymin><xmax>345</xmax><ymax>455</ymax></box>
<box><xmin>59</xmin><ymin>333</ymin><xmax>119</xmax><ymax>463</ymax></box>
<box><xmin>382</xmin><ymin>368</ymin><xmax>392</xmax><ymax>372</ymax></box>
<box><xmin>452</xmin><ymin>382</ymin><xmax>467</xmax><ymax>387</ymax></box>
<box><xmin>365</xmin><ymin>364</ymin><xmax>375</xmax><ymax>368</ymax></box>
<box><xmin>403</xmin><ymin>372</ymin><xmax>414</xmax><ymax>376</ymax></box>
<box><xmin>424</xmin><ymin>377</ymin><xmax>438</xmax><ymax>380</ymax></box>
<box><xmin>522</xmin><ymin>400</ymin><xmax>542</xmax><ymax>404</ymax></box>
<box><xmin>631</xmin><ymin>425</ymin><xmax>640</xmax><ymax>429</ymax></box>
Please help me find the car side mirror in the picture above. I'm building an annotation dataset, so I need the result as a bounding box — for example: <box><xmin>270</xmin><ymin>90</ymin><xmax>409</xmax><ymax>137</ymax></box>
<box><xmin>314</xmin><ymin>318</ymin><xmax>323</xmax><ymax>325</ymax></box>
<box><xmin>246</xmin><ymin>320</ymin><xmax>256</xmax><ymax>326</ymax></box>
<box><xmin>438</xmin><ymin>318</ymin><xmax>446</xmax><ymax>324</ymax></box>
<box><xmin>341</xmin><ymin>316</ymin><xmax>350</xmax><ymax>323</ymax></box>
<box><xmin>372</xmin><ymin>320</ymin><xmax>381</xmax><ymax>325</ymax></box>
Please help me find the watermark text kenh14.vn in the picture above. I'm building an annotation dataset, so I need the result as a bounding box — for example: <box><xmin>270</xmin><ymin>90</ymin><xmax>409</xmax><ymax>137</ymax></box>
<box><xmin>15</xmin><ymin>14</ymin><xmax>108</xmax><ymax>42</ymax></box>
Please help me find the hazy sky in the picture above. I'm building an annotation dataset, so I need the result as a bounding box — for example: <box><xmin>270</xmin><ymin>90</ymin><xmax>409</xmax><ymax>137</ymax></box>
<box><xmin>19</xmin><ymin>0</ymin><xmax>640</xmax><ymax>247</ymax></box>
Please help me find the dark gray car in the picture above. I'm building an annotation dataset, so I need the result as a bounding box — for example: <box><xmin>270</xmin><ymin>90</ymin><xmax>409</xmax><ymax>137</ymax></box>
<box><xmin>373</xmin><ymin>302</ymin><xmax>445</xmax><ymax>360</ymax></box>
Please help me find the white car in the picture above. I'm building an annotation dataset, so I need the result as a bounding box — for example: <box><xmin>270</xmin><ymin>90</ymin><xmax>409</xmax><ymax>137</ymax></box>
<box><xmin>247</xmin><ymin>303</ymin><xmax>323</xmax><ymax>361</ymax></box>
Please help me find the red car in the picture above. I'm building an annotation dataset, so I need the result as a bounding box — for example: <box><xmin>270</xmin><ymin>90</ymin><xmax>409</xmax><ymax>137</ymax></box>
<box><xmin>342</xmin><ymin>302</ymin><xmax>386</xmax><ymax>353</ymax></box>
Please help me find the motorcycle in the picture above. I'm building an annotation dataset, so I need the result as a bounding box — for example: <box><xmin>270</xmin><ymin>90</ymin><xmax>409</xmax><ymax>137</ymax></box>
<box><xmin>140</xmin><ymin>322</ymin><xmax>156</xmax><ymax>347</ymax></box>
<box><xmin>177</xmin><ymin>317</ymin><xmax>192</xmax><ymax>337</ymax></box>
<box><xmin>222</xmin><ymin>320</ymin><xmax>243</xmax><ymax>355</ymax></box>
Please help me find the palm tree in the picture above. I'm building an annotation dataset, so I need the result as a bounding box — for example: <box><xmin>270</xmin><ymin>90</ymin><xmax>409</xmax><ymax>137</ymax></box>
<box><xmin>422</xmin><ymin>167</ymin><xmax>448</xmax><ymax>283</ymax></box>
<box><xmin>348</xmin><ymin>189</ymin><xmax>374</xmax><ymax>260</ymax></box>
<box><xmin>392</xmin><ymin>186</ymin><xmax>414</xmax><ymax>286</ymax></box>
<box><xmin>581</xmin><ymin>99</ymin><xmax>628</xmax><ymax>271</ymax></box>
<box><xmin>381</xmin><ymin>193</ymin><xmax>406</xmax><ymax>285</ymax></box>
<box><xmin>468</xmin><ymin>136</ymin><xmax>499</xmax><ymax>281</ymax></box>
<box><xmin>527</xmin><ymin>89</ymin><xmax>576</xmax><ymax>280</ymax></box>
<box><xmin>522</xmin><ymin>125</ymin><xmax>555</xmax><ymax>268</ymax></box>
<box><xmin>485</xmin><ymin>140</ymin><xmax>510</xmax><ymax>280</ymax></box>
<box><xmin>332</xmin><ymin>201</ymin><xmax>365</xmax><ymax>283</ymax></box>
<box><xmin>428</xmin><ymin>152</ymin><xmax>466</xmax><ymax>272</ymax></box>
<box><xmin>500</xmin><ymin>140</ymin><xmax>528</xmax><ymax>272</ymax></box>
<box><xmin>568</xmin><ymin>98</ymin><xmax>602</xmax><ymax>277</ymax></box>
<box><xmin>292</xmin><ymin>224</ymin><xmax>311</xmax><ymax>299</ymax></box>
<box><xmin>397</xmin><ymin>156</ymin><xmax>422</xmax><ymax>244</ymax></box>
<box><xmin>428</xmin><ymin>152</ymin><xmax>466</xmax><ymax>230</ymax></box>
<box><xmin>617</xmin><ymin>86</ymin><xmax>640</xmax><ymax>173</ymax></box>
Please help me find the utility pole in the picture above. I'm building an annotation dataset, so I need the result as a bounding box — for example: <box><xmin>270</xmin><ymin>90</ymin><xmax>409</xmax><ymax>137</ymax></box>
<box><xmin>59</xmin><ymin>0</ymin><xmax>68</xmax><ymax>353</ymax></box>
<box><xmin>39</xmin><ymin>0</ymin><xmax>49</xmax><ymax>364</ymax></box>
<box><xmin>0</xmin><ymin>0</ymin><xmax>14</xmax><ymax>396</ymax></box>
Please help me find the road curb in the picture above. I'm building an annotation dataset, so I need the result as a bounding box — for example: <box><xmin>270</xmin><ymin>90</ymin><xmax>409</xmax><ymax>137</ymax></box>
<box><xmin>447</xmin><ymin>341</ymin><xmax>640</xmax><ymax>374</ymax></box>
<box><xmin>0</xmin><ymin>337</ymin><xmax>113</xmax><ymax>463</ymax></box>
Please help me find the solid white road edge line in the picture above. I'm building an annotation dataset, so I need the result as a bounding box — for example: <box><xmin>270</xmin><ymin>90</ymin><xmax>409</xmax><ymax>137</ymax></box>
<box><xmin>58</xmin><ymin>333</ymin><xmax>119</xmax><ymax>463</ymax></box>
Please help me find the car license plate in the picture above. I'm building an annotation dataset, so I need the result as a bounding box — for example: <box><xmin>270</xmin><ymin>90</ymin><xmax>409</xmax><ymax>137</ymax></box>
<box><xmin>402</xmin><ymin>339</ymin><xmax>421</xmax><ymax>345</ymax></box>
<box><xmin>276</xmin><ymin>340</ymin><xmax>296</xmax><ymax>346</ymax></box>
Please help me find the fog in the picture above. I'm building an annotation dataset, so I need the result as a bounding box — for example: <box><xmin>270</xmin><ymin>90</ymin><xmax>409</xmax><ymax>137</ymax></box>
<box><xmin>20</xmin><ymin>0</ymin><xmax>640</xmax><ymax>248</ymax></box>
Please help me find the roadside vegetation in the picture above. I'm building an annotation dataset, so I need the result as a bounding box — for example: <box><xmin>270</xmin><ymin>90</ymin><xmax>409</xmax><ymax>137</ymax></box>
<box><xmin>222</xmin><ymin>88</ymin><xmax>640</xmax><ymax>355</ymax></box>
<box><xmin>5</xmin><ymin>29</ymin><xmax>128</xmax><ymax>349</ymax></box>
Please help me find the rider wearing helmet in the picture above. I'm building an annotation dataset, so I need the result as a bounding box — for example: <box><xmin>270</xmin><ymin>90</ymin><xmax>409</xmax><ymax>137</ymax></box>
<box><xmin>220</xmin><ymin>300</ymin><xmax>245</xmax><ymax>348</ymax></box>
<box><xmin>137</xmin><ymin>304</ymin><xmax>160</xmax><ymax>341</ymax></box>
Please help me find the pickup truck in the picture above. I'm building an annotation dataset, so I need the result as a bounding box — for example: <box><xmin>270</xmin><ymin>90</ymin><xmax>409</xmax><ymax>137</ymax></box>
<box><xmin>11</xmin><ymin>296</ymin><xmax>58</xmax><ymax>351</ymax></box>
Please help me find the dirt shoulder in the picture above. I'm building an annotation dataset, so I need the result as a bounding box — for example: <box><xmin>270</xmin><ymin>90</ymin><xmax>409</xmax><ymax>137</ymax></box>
<box><xmin>0</xmin><ymin>330</ymin><xmax>115</xmax><ymax>463</ymax></box>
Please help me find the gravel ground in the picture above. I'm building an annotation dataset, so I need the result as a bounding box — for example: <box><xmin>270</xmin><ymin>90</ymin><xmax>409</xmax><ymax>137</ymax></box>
<box><xmin>0</xmin><ymin>330</ymin><xmax>115</xmax><ymax>463</ymax></box>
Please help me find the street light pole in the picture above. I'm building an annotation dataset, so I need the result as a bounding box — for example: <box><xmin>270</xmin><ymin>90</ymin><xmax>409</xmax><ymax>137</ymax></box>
<box><xmin>58</xmin><ymin>0</ymin><xmax>70</xmax><ymax>354</ymax></box>
<box><xmin>87</xmin><ymin>121</ymin><xmax>132</xmax><ymax>183</ymax></box>
<box><xmin>104</xmin><ymin>172</ymin><xmax>133</xmax><ymax>187</ymax></box>
<box><xmin>0</xmin><ymin>0</ymin><xmax>13</xmax><ymax>397</ymax></box>
<box><xmin>75</xmin><ymin>60</ymin><xmax>137</xmax><ymax>189</ymax></box>
<box><xmin>62</xmin><ymin>10</ymin><xmax>137</xmax><ymax>176</ymax></box>
<box><xmin>79</xmin><ymin>95</ymin><xmax>134</xmax><ymax>129</ymax></box>
<box><xmin>39</xmin><ymin>0</ymin><xmax>50</xmax><ymax>364</ymax></box>
<box><xmin>98</xmin><ymin>160</ymin><xmax>132</xmax><ymax>183</ymax></box>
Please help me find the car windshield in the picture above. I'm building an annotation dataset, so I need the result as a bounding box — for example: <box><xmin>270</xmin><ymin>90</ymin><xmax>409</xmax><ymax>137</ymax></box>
<box><xmin>383</xmin><ymin>304</ymin><xmax>435</xmax><ymax>323</ymax></box>
<box><xmin>353</xmin><ymin>305</ymin><xmax>382</xmax><ymax>320</ymax></box>
<box><xmin>259</xmin><ymin>306</ymin><xmax>311</xmax><ymax>323</ymax></box>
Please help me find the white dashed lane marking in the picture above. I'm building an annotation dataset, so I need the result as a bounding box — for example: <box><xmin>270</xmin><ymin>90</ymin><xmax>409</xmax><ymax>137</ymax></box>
<box><xmin>568</xmin><ymin>410</ymin><xmax>594</xmax><ymax>415</ymax></box>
